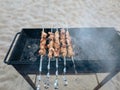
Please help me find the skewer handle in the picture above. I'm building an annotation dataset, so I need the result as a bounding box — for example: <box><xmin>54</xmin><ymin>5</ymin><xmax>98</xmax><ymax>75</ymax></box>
<box><xmin>63</xmin><ymin>57</ymin><xmax>66</xmax><ymax>73</ymax></box>
<box><xmin>44</xmin><ymin>58</ymin><xmax>51</xmax><ymax>89</ymax></box>
<box><xmin>71</xmin><ymin>56</ymin><xmax>77</xmax><ymax>74</ymax></box>
<box><xmin>36</xmin><ymin>55</ymin><xmax>43</xmax><ymax>90</ymax></box>
<box><xmin>56</xmin><ymin>58</ymin><xmax>58</xmax><ymax>76</ymax></box>
<box><xmin>39</xmin><ymin>55</ymin><xmax>43</xmax><ymax>72</ymax></box>
<box><xmin>63</xmin><ymin>57</ymin><xmax>68</xmax><ymax>86</ymax></box>
<box><xmin>54</xmin><ymin>79</ymin><xmax>58</xmax><ymax>89</ymax></box>
<box><xmin>54</xmin><ymin>58</ymin><xmax>59</xmax><ymax>89</ymax></box>
<box><xmin>36</xmin><ymin>85</ymin><xmax>40</xmax><ymax>90</ymax></box>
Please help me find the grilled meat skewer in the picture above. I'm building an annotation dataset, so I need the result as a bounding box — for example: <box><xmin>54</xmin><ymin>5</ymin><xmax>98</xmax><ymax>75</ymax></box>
<box><xmin>54</xmin><ymin>29</ymin><xmax>60</xmax><ymax>89</ymax></box>
<box><xmin>39</xmin><ymin>31</ymin><xmax>47</xmax><ymax>55</ymax></box>
<box><xmin>37</xmin><ymin>29</ymin><xmax>47</xmax><ymax>90</ymax></box>
<box><xmin>66</xmin><ymin>30</ymin><xmax>77</xmax><ymax>74</ymax></box>
<box><xmin>44</xmin><ymin>30</ymin><xmax>55</xmax><ymax>89</ymax></box>
<box><xmin>60</xmin><ymin>28</ymin><xmax>68</xmax><ymax>86</ymax></box>
<box><xmin>66</xmin><ymin>30</ymin><xmax>74</xmax><ymax>57</ymax></box>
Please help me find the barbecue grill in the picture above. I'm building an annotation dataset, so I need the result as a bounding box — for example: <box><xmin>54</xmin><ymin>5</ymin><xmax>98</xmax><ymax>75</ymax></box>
<box><xmin>4</xmin><ymin>28</ymin><xmax>120</xmax><ymax>90</ymax></box>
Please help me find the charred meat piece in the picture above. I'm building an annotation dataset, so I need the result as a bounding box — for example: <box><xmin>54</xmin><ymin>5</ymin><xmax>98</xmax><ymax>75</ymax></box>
<box><xmin>39</xmin><ymin>31</ymin><xmax>47</xmax><ymax>55</ymax></box>
<box><xmin>60</xmin><ymin>29</ymin><xmax>67</xmax><ymax>57</ymax></box>
<box><xmin>54</xmin><ymin>30</ymin><xmax>60</xmax><ymax>57</ymax></box>
<box><xmin>66</xmin><ymin>30</ymin><xmax>74</xmax><ymax>57</ymax></box>
<box><xmin>48</xmin><ymin>32</ymin><xmax>55</xmax><ymax>58</ymax></box>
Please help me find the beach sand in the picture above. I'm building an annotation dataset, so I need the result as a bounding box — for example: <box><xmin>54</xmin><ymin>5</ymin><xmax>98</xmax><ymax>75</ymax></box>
<box><xmin>0</xmin><ymin>0</ymin><xmax>120</xmax><ymax>90</ymax></box>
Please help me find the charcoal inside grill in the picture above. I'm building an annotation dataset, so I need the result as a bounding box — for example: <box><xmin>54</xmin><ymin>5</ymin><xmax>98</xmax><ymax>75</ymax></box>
<box><xmin>20</xmin><ymin>39</ymin><xmax>39</xmax><ymax>62</ymax></box>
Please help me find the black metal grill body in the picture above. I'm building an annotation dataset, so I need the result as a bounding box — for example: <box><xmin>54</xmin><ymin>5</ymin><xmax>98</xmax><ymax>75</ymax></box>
<box><xmin>4</xmin><ymin>28</ymin><xmax>120</xmax><ymax>75</ymax></box>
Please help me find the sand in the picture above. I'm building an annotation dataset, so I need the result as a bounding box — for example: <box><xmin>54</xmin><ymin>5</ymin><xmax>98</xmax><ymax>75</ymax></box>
<box><xmin>0</xmin><ymin>0</ymin><xmax>120</xmax><ymax>90</ymax></box>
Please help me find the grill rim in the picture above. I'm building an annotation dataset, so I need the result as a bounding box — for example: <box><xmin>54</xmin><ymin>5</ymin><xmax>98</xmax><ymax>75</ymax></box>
<box><xmin>4</xmin><ymin>32</ymin><xmax>21</xmax><ymax>64</ymax></box>
<box><xmin>4</xmin><ymin>27</ymin><xmax>120</xmax><ymax>65</ymax></box>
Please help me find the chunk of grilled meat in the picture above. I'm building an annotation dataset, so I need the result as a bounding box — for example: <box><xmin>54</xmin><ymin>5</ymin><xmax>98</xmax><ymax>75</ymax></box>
<box><xmin>66</xmin><ymin>30</ymin><xmax>74</xmax><ymax>57</ymax></box>
<box><xmin>60</xmin><ymin>29</ymin><xmax>67</xmax><ymax>57</ymax></box>
<box><xmin>39</xmin><ymin>31</ymin><xmax>47</xmax><ymax>55</ymax></box>
<box><xmin>54</xmin><ymin>30</ymin><xmax>60</xmax><ymax>57</ymax></box>
<box><xmin>48</xmin><ymin>32</ymin><xmax>54</xmax><ymax>58</ymax></box>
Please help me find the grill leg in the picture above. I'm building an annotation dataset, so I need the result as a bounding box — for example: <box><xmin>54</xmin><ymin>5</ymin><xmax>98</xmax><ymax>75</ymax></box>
<box><xmin>35</xmin><ymin>74</ymin><xmax>37</xmax><ymax>85</ymax></box>
<box><xmin>20</xmin><ymin>73</ymin><xmax>36</xmax><ymax>90</ymax></box>
<box><xmin>95</xmin><ymin>74</ymin><xmax>99</xmax><ymax>85</ymax></box>
<box><xmin>94</xmin><ymin>71</ymin><xmax>119</xmax><ymax>90</ymax></box>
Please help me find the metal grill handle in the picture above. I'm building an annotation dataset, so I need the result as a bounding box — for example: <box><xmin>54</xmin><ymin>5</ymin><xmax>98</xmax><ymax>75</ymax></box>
<box><xmin>4</xmin><ymin>32</ymin><xmax>21</xmax><ymax>64</ymax></box>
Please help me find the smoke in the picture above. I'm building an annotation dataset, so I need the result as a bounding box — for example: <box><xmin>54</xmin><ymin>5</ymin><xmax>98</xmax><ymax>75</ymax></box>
<box><xmin>70</xmin><ymin>28</ymin><xmax>120</xmax><ymax>72</ymax></box>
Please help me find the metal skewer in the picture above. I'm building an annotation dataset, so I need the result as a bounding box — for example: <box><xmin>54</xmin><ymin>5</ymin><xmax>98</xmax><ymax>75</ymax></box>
<box><xmin>63</xmin><ymin>56</ymin><xmax>68</xmax><ymax>86</ymax></box>
<box><xmin>44</xmin><ymin>57</ymin><xmax>51</xmax><ymax>89</ymax></box>
<box><xmin>36</xmin><ymin>27</ymin><xmax>45</xmax><ymax>90</ymax></box>
<box><xmin>66</xmin><ymin>25</ymin><xmax>77</xmax><ymax>75</ymax></box>
<box><xmin>54</xmin><ymin>27</ymin><xmax>59</xmax><ymax>89</ymax></box>
<box><xmin>54</xmin><ymin>58</ymin><xmax>59</xmax><ymax>89</ymax></box>
<box><xmin>44</xmin><ymin>28</ymin><xmax>53</xmax><ymax>89</ymax></box>
<box><xmin>71</xmin><ymin>56</ymin><xmax>77</xmax><ymax>74</ymax></box>
<box><xmin>61</xmin><ymin>27</ymin><xmax>68</xmax><ymax>86</ymax></box>
<box><xmin>37</xmin><ymin>55</ymin><xmax>43</xmax><ymax>90</ymax></box>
